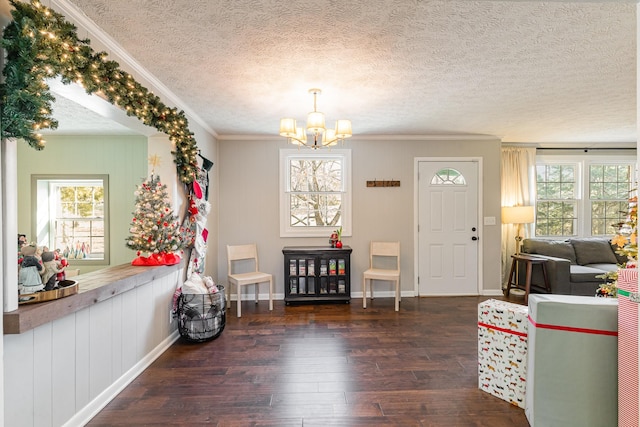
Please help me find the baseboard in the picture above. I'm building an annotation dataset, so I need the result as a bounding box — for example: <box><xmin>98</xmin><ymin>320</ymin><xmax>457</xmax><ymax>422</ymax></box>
<box><xmin>482</xmin><ymin>289</ymin><xmax>506</xmax><ymax>296</ymax></box>
<box><xmin>63</xmin><ymin>330</ymin><xmax>181</xmax><ymax>427</ymax></box>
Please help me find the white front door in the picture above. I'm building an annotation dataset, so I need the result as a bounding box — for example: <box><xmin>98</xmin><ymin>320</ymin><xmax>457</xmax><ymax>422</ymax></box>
<box><xmin>418</xmin><ymin>160</ymin><xmax>479</xmax><ymax>295</ymax></box>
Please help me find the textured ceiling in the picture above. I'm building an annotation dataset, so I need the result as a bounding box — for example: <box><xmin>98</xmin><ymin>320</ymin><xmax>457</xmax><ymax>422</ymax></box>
<box><xmin>43</xmin><ymin>0</ymin><xmax>638</xmax><ymax>144</ymax></box>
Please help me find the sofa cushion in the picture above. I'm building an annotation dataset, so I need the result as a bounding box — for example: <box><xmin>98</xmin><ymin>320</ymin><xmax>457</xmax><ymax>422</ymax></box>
<box><xmin>570</xmin><ymin>238</ymin><xmax>618</xmax><ymax>265</ymax></box>
<box><xmin>570</xmin><ymin>265</ymin><xmax>611</xmax><ymax>282</ymax></box>
<box><xmin>523</xmin><ymin>239</ymin><xmax>577</xmax><ymax>264</ymax></box>
<box><xmin>583</xmin><ymin>263</ymin><xmax>618</xmax><ymax>273</ymax></box>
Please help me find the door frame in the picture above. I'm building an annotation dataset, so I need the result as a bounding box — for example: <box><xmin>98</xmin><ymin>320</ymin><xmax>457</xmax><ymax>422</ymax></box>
<box><xmin>413</xmin><ymin>157</ymin><xmax>484</xmax><ymax>296</ymax></box>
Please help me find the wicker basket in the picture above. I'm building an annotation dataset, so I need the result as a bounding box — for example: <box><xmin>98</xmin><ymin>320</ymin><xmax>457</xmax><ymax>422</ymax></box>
<box><xmin>176</xmin><ymin>286</ymin><xmax>226</xmax><ymax>342</ymax></box>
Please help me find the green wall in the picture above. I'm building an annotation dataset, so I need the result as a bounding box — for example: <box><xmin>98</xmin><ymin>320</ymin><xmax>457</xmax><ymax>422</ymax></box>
<box><xmin>17</xmin><ymin>134</ymin><xmax>147</xmax><ymax>273</ymax></box>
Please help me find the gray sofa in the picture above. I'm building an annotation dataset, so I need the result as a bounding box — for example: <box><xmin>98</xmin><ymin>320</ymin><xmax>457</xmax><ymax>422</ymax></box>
<box><xmin>519</xmin><ymin>238</ymin><xmax>626</xmax><ymax>296</ymax></box>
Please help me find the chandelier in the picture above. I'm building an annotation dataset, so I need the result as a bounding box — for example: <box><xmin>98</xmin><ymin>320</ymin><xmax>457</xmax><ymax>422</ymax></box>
<box><xmin>279</xmin><ymin>89</ymin><xmax>352</xmax><ymax>149</ymax></box>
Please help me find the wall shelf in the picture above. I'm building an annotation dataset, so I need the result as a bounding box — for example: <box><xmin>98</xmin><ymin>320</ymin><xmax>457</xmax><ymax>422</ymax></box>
<box><xmin>366</xmin><ymin>180</ymin><xmax>400</xmax><ymax>187</ymax></box>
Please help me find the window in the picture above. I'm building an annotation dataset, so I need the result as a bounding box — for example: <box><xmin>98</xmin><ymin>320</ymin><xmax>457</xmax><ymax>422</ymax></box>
<box><xmin>431</xmin><ymin>168</ymin><xmax>466</xmax><ymax>185</ymax></box>
<box><xmin>280</xmin><ymin>149</ymin><xmax>351</xmax><ymax>237</ymax></box>
<box><xmin>589</xmin><ymin>164</ymin><xmax>632</xmax><ymax>235</ymax></box>
<box><xmin>535</xmin><ymin>164</ymin><xmax>577</xmax><ymax>236</ymax></box>
<box><xmin>535</xmin><ymin>156</ymin><xmax>634</xmax><ymax>238</ymax></box>
<box><xmin>33</xmin><ymin>175</ymin><xmax>109</xmax><ymax>264</ymax></box>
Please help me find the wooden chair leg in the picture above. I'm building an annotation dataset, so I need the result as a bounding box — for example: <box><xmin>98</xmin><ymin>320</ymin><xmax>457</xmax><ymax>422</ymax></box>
<box><xmin>254</xmin><ymin>283</ymin><xmax>259</xmax><ymax>304</ymax></box>
<box><xmin>269</xmin><ymin>278</ymin><xmax>273</xmax><ymax>311</ymax></box>
<box><xmin>363</xmin><ymin>277</ymin><xmax>368</xmax><ymax>308</ymax></box>
<box><xmin>237</xmin><ymin>285</ymin><xmax>242</xmax><ymax>317</ymax></box>
<box><xmin>395</xmin><ymin>280</ymin><xmax>400</xmax><ymax>311</ymax></box>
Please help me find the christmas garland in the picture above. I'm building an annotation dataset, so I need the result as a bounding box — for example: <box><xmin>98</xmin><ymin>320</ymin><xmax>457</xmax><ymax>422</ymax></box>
<box><xmin>0</xmin><ymin>0</ymin><xmax>198</xmax><ymax>184</ymax></box>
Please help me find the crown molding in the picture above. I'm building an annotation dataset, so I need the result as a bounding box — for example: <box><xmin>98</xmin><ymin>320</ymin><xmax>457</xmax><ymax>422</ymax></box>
<box><xmin>50</xmin><ymin>0</ymin><xmax>217</xmax><ymax>138</ymax></box>
<box><xmin>218</xmin><ymin>133</ymin><xmax>502</xmax><ymax>142</ymax></box>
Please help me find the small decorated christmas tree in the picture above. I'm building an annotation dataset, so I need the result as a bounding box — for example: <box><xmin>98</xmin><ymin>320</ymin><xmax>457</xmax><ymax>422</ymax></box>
<box><xmin>126</xmin><ymin>172</ymin><xmax>189</xmax><ymax>265</ymax></box>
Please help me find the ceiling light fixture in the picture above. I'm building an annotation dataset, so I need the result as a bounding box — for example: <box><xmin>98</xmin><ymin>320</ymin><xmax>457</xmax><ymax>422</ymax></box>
<box><xmin>279</xmin><ymin>88</ymin><xmax>352</xmax><ymax>149</ymax></box>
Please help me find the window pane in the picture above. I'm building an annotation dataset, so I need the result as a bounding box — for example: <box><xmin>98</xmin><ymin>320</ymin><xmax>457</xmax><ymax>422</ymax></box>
<box><xmin>290</xmin><ymin>159</ymin><xmax>342</xmax><ymax>192</ymax></box>
<box><xmin>590</xmin><ymin>182</ymin><xmax>602</xmax><ymax>199</ymax></box>
<box><xmin>603</xmin><ymin>165</ymin><xmax>618</xmax><ymax>182</ymax></box>
<box><xmin>560</xmin><ymin>166</ymin><xmax>575</xmax><ymax>182</ymax></box>
<box><xmin>431</xmin><ymin>168</ymin><xmax>466</xmax><ymax>185</ymax></box>
<box><xmin>590</xmin><ymin>165</ymin><xmax>603</xmax><ymax>183</ymax></box>
<box><xmin>547</xmin><ymin>165</ymin><xmax>561</xmax><ymax>182</ymax></box>
<box><xmin>535</xmin><ymin>200</ymin><xmax>577</xmax><ymax>237</ymax></box>
<box><xmin>588</xmin><ymin>164</ymin><xmax>633</xmax><ymax>235</ymax></box>
<box><xmin>560</xmin><ymin>182</ymin><xmax>575</xmax><ymax>199</ymax></box>
<box><xmin>591</xmin><ymin>200</ymin><xmax>628</xmax><ymax>236</ymax></box>
<box><xmin>290</xmin><ymin>193</ymin><xmax>342</xmax><ymax>227</ymax></box>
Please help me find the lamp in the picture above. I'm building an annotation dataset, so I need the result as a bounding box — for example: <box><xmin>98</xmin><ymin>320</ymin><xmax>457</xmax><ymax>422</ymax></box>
<box><xmin>279</xmin><ymin>88</ymin><xmax>352</xmax><ymax>149</ymax></box>
<box><xmin>502</xmin><ymin>205</ymin><xmax>535</xmax><ymax>254</ymax></box>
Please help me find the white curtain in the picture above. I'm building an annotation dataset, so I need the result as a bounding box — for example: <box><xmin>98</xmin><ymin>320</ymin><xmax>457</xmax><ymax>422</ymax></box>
<box><xmin>501</xmin><ymin>146</ymin><xmax>536</xmax><ymax>286</ymax></box>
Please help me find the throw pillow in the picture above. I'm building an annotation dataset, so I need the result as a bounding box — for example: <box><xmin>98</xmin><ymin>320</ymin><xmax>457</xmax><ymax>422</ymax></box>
<box><xmin>522</xmin><ymin>239</ymin><xmax>577</xmax><ymax>264</ymax></box>
<box><xmin>570</xmin><ymin>238</ymin><xmax>618</xmax><ymax>265</ymax></box>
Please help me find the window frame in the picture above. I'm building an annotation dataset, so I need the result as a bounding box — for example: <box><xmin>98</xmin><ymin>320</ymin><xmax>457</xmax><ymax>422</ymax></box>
<box><xmin>279</xmin><ymin>149</ymin><xmax>352</xmax><ymax>238</ymax></box>
<box><xmin>535</xmin><ymin>154</ymin><xmax>635</xmax><ymax>238</ymax></box>
<box><xmin>31</xmin><ymin>174</ymin><xmax>110</xmax><ymax>265</ymax></box>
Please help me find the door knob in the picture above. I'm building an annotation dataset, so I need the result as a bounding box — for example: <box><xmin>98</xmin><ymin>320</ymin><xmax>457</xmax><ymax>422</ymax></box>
<box><xmin>472</xmin><ymin>236</ymin><xmax>479</xmax><ymax>241</ymax></box>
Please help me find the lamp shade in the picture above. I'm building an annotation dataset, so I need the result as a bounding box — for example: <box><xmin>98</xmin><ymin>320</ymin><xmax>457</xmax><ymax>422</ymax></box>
<box><xmin>322</xmin><ymin>128</ymin><xmax>338</xmax><ymax>146</ymax></box>
<box><xmin>279</xmin><ymin>118</ymin><xmax>297</xmax><ymax>138</ymax></box>
<box><xmin>335</xmin><ymin>119</ymin><xmax>353</xmax><ymax>139</ymax></box>
<box><xmin>502</xmin><ymin>205</ymin><xmax>535</xmax><ymax>224</ymax></box>
<box><xmin>306</xmin><ymin>111</ymin><xmax>325</xmax><ymax>133</ymax></box>
<box><xmin>293</xmin><ymin>127</ymin><xmax>307</xmax><ymax>145</ymax></box>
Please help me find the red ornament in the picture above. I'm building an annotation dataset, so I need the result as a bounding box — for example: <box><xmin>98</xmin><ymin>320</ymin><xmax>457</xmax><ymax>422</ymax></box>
<box><xmin>188</xmin><ymin>199</ymin><xmax>199</xmax><ymax>216</ymax></box>
<box><xmin>336</xmin><ymin>241</ymin><xmax>343</xmax><ymax>248</ymax></box>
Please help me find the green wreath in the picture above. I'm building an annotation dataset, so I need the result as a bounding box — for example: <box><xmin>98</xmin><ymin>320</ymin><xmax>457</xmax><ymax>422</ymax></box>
<box><xmin>0</xmin><ymin>0</ymin><xmax>198</xmax><ymax>184</ymax></box>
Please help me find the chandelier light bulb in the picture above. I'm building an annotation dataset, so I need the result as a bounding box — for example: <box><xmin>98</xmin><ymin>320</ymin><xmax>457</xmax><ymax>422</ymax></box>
<box><xmin>279</xmin><ymin>88</ymin><xmax>352</xmax><ymax>149</ymax></box>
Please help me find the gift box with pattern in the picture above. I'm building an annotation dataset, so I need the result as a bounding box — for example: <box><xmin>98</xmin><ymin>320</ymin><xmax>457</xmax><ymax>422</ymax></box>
<box><xmin>526</xmin><ymin>294</ymin><xmax>618</xmax><ymax>427</ymax></box>
<box><xmin>618</xmin><ymin>268</ymin><xmax>639</xmax><ymax>427</ymax></box>
<box><xmin>478</xmin><ymin>299</ymin><xmax>528</xmax><ymax>408</ymax></box>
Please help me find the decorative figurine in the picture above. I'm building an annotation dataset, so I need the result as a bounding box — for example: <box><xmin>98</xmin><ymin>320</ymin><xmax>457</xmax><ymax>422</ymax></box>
<box><xmin>41</xmin><ymin>250</ymin><xmax>65</xmax><ymax>291</ymax></box>
<box><xmin>18</xmin><ymin>244</ymin><xmax>44</xmax><ymax>294</ymax></box>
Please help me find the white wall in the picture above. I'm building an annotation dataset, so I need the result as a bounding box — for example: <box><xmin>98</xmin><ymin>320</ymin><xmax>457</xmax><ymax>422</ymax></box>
<box><xmin>217</xmin><ymin>136</ymin><xmax>502</xmax><ymax>298</ymax></box>
<box><xmin>4</xmin><ymin>267</ymin><xmax>182</xmax><ymax>427</ymax></box>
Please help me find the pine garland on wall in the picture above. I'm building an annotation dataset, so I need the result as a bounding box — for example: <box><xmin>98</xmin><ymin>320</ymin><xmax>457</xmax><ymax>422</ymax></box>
<box><xmin>0</xmin><ymin>0</ymin><xmax>199</xmax><ymax>184</ymax></box>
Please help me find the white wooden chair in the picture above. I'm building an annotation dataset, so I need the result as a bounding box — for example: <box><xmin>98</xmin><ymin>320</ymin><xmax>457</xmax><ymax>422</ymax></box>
<box><xmin>363</xmin><ymin>241</ymin><xmax>401</xmax><ymax>311</ymax></box>
<box><xmin>227</xmin><ymin>244</ymin><xmax>273</xmax><ymax>317</ymax></box>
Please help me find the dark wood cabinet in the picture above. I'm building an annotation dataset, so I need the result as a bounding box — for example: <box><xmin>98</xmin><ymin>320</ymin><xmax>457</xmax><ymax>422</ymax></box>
<box><xmin>283</xmin><ymin>246</ymin><xmax>352</xmax><ymax>304</ymax></box>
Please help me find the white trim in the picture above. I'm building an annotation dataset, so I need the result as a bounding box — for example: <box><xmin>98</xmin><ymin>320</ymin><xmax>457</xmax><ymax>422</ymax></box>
<box><xmin>413</xmin><ymin>157</ymin><xmax>483</xmax><ymax>296</ymax></box>
<box><xmin>279</xmin><ymin>149</ymin><xmax>352</xmax><ymax>238</ymax></box>
<box><xmin>2</xmin><ymin>138</ymin><xmax>18</xmax><ymax>313</ymax></box>
<box><xmin>63</xmin><ymin>331</ymin><xmax>180</xmax><ymax>427</ymax></box>
<box><xmin>220</xmin><ymin>133</ymin><xmax>501</xmax><ymax>141</ymax></box>
<box><xmin>482</xmin><ymin>290</ymin><xmax>506</xmax><ymax>297</ymax></box>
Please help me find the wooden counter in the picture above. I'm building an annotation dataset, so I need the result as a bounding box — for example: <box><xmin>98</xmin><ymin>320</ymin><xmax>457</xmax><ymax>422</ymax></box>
<box><xmin>4</xmin><ymin>262</ymin><xmax>183</xmax><ymax>334</ymax></box>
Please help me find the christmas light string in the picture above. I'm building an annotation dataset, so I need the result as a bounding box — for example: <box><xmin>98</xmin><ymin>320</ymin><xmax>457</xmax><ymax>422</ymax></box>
<box><xmin>0</xmin><ymin>0</ymin><xmax>199</xmax><ymax>184</ymax></box>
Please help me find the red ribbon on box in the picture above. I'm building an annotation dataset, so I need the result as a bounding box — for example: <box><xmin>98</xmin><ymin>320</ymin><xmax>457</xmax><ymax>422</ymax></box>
<box><xmin>528</xmin><ymin>315</ymin><xmax>618</xmax><ymax>336</ymax></box>
<box><xmin>478</xmin><ymin>322</ymin><xmax>527</xmax><ymax>338</ymax></box>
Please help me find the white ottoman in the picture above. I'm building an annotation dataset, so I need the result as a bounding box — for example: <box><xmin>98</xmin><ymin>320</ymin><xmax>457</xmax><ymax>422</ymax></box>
<box><xmin>526</xmin><ymin>294</ymin><xmax>618</xmax><ymax>427</ymax></box>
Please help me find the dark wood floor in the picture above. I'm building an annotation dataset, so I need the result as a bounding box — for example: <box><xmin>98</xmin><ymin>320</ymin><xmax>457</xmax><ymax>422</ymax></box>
<box><xmin>88</xmin><ymin>293</ymin><xmax>530</xmax><ymax>426</ymax></box>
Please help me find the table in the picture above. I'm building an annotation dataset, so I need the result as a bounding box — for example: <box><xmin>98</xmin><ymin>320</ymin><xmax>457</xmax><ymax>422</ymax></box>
<box><xmin>505</xmin><ymin>254</ymin><xmax>551</xmax><ymax>304</ymax></box>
